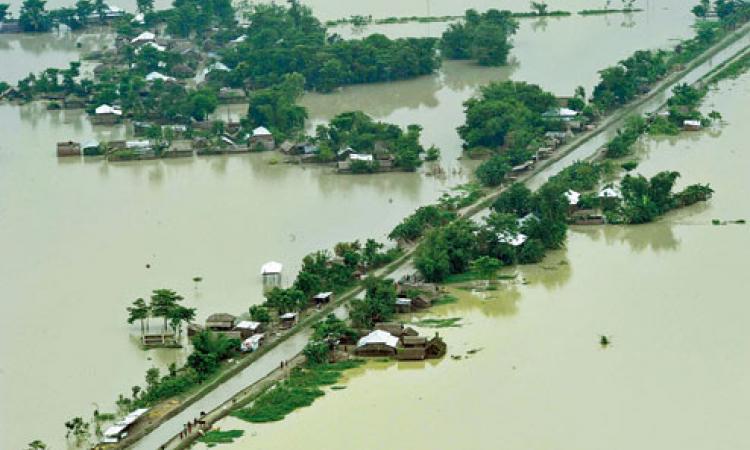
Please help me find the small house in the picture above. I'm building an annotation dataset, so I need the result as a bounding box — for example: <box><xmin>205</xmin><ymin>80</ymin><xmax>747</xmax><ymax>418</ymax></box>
<box><xmin>598</xmin><ymin>187</ymin><xmax>622</xmax><ymax>199</ymax></box>
<box><xmin>279</xmin><ymin>312</ymin><xmax>298</xmax><ymax>329</ymax></box>
<box><xmin>536</xmin><ymin>147</ymin><xmax>553</xmax><ymax>160</ymax></box>
<box><xmin>218</xmin><ymin>88</ymin><xmax>247</xmax><ymax>103</ymax></box>
<box><xmin>205</xmin><ymin>313</ymin><xmax>236</xmax><ymax>331</ymax></box>
<box><xmin>261</xmin><ymin>261</ymin><xmax>283</xmax><ymax>288</ymax></box>
<box><xmin>564</xmin><ymin>189</ymin><xmax>581</xmax><ymax>214</ymax></box>
<box><xmin>313</xmin><ymin>292</ymin><xmax>333</xmax><ymax>306</ymax></box>
<box><xmin>56</xmin><ymin>141</ymin><xmax>81</xmax><ymax>157</ymax></box>
<box><xmin>63</xmin><ymin>95</ymin><xmax>86</xmax><ymax>109</ymax></box>
<box><xmin>234</xmin><ymin>320</ymin><xmax>262</xmax><ymax>339</ymax></box>
<box><xmin>402</xmin><ymin>335</ymin><xmax>427</xmax><ymax>348</ymax></box>
<box><xmin>683</xmin><ymin>119</ymin><xmax>701</xmax><ymax>131</ymax></box>
<box><xmin>411</xmin><ymin>295</ymin><xmax>432</xmax><ymax>309</ymax></box>
<box><xmin>251</xmin><ymin>127</ymin><xmax>275</xmax><ymax>151</ymax></box>
<box><xmin>395</xmin><ymin>297</ymin><xmax>412</xmax><ymax>313</ymax></box>
<box><xmin>571</xmin><ymin>210</ymin><xmax>606</xmax><ymax>225</ymax></box>
<box><xmin>355</xmin><ymin>329</ymin><xmax>399</xmax><ymax>357</ymax></box>
<box><xmin>396</xmin><ymin>347</ymin><xmax>426</xmax><ymax>360</ymax></box>
<box><xmin>163</xmin><ymin>140</ymin><xmax>194</xmax><ymax>158</ymax></box>
<box><xmin>92</xmin><ymin>104</ymin><xmax>122</xmax><ymax>125</ymax></box>
<box><xmin>81</xmin><ymin>140</ymin><xmax>102</xmax><ymax>156</ymax></box>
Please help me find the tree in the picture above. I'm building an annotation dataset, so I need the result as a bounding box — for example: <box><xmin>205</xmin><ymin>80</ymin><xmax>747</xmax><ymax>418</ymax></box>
<box><xmin>441</xmin><ymin>9</ymin><xmax>518</xmax><ymax>66</ymax></box>
<box><xmin>136</xmin><ymin>0</ymin><xmax>154</xmax><ymax>14</ymax></box>
<box><xmin>19</xmin><ymin>0</ymin><xmax>52</xmax><ymax>32</ymax></box>
<box><xmin>249</xmin><ymin>305</ymin><xmax>271</xmax><ymax>323</ymax></box>
<box><xmin>0</xmin><ymin>4</ymin><xmax>11</xmax><ymax>22</ymax></box>
<box><xmin>471</xmin><ymin>256</ymin><xmax>502</xmax><ymax>285</ymax></box>
<box><xmin>303</xmin><ymin>340</ymin><xmax>330</xmax><ymax>365</ymax></box>
<box><xmin>349</xmin><ymin>277</ymin><xmax>396</xmax><ymax>328</ymax></box>
<box><xmin>493</xmin><ymin>182</ymin><xmax>533</xmax><ymax>215</ymax></box>
<box><xmin>64</xmin><ymin>417</ymin><xmax>90</xmax><ymax>445</ymax></box>
<box><xmin>169</xmin><ymin>304</ymin><xmax>196</xmax><ymax>339</ymax></box>
<box><xmin>145</xmin><ymin>367</ymin><xmax>160</xmax><ymax>389</ymax></box>
<box><xmin>127</xmin><ymin>298</ymin><xmax>150</xmax><ymax>337</ymax></box>
<box><xmin>182</xmin><ymin>89</ymin><xmax>217</xmax><ymax>121</ymax></box>
<box><xmin>264</xmin><ymin>287</ymin><xmax>307</xmax><ymax>313</ymax></box>
<box><xmin>475</xmin><ymin>155</ymin><xmax>510</xmax><ymax>187</ymax></box>
<box><xmin>531</xmin><ymin>1</ymin><xmax>549</xmax><ymax>15</ymax></box>
<box><xmin>93</xmin><ymin>0</ymin><xmax>106</xmax><ymax>23</ymax></box>
<box><xmin>149</xmin><ymin>289</ymin><xmax>184</xmax><ymax>340</ymax></box>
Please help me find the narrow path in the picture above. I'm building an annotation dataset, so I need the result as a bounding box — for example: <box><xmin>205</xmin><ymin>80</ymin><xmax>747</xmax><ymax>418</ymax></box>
<box><xmin>126</xmin><ymin>22</ymin><xmax>750</xmax><ymax>450</ymax></box>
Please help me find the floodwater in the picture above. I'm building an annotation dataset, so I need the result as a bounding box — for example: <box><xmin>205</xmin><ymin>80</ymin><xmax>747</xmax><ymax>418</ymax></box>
<box><xmin>0</xmin><ymin>1</ymin><xmax>720</xmax><ymax>448</ymax></box>
<box><xmin>202</xmin><ymin>70</ymin><xmax>750</xmax><ymax>450</ymax></box>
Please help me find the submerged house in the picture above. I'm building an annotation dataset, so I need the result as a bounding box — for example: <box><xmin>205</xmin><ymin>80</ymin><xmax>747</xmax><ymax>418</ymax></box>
<box><xmin>355</xmin><ymin>329</ymin><xmax>399</xmax><ymax>357</ymax></box>
<box><xmin>395</xmin><ymin>297</ymin><xmax>412</xmax><ymax>313</ymax></box>
<box><xmin>56</xmin><ymin>141</ymin><xmax>81</xmax><ymax>157</ymax></box>
<box><xmin>205</xmin><ymin>313</ymin><xmax>236</xmax><ymax>331</ymax></box>
<box><xmin>683</xmin><ymin>119</ymin><xmax>701</xmax><ymax>131</ymax></box>
<box><xmin>92</xmin><ymin>104</ymin><xmax>123</xmax><ymax>125</ymax></box>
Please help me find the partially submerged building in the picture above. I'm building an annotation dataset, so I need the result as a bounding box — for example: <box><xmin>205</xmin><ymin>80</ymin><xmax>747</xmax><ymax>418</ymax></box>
<box><xmin>56</xmin><ymin>141</ymin><xmax>81</xmax><ymax>157</ymax></box>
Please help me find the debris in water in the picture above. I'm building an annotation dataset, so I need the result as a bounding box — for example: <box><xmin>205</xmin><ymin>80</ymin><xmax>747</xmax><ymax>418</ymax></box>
<box><xmin>193</xmin><ymin>276</ymin><xmax>203</xmax><ymax>282</ymax></box>
<box><xmin>451</xmin><ymin>354</ymin><xmax>462</xmax><ymax>360</ymax></box>
<box><xmin>466</xmin><ymin>348</ymin><xmax>483</xmax><ymax>355</ymax></box>
<box><xmin>145</xmin><ymin>264</ymin><xmax>151</xmax><ymax>269</ymax></box>
<box><xmin>600</xmin><ymin>335</ymin><xmax>611</xmax><ymax>347</ymax></box>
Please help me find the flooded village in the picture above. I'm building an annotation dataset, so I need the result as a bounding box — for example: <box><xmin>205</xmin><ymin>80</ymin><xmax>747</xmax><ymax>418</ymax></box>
<box><xmin>1</xmin><ymin>1</ymin><xmax>750</xmax><ymax>450</ymax></box>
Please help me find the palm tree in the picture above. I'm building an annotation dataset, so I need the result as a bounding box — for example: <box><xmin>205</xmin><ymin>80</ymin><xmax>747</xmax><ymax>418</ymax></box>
<box><xmin>168</xmin><ymin>305</ymin><xmax>196</xmax><ymax>340</ymax></box>
<box><xmin>126</xmin><ymin>298</ymin><xmax>150</xmax><ymax>338</ymax></box>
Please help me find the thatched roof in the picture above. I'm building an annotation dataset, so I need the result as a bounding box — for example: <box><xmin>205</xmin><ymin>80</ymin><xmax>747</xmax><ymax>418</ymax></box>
<box><xmin>206</xmin><ymin>313</ymin><xmax>236</xmax><ymax>324</ymax></box>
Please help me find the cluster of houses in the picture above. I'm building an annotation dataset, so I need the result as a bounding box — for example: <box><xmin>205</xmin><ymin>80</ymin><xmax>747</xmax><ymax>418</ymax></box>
<box><xmin>54</xmin><ymin>126</ymin><xmax>275</xmax><ymax>161</ymax></box>
<box><xmin>354</xmin><ymin>323</ymin><xmax>446</xmax><ymax>361</ymax></box>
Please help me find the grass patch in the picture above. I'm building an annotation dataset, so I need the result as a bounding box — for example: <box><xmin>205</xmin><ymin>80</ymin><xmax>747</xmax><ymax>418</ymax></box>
<box><xmin>197</xmin><ymin>429</ymin><xmax>244</xmax><ymax>447</ymax></box>
<box><xmin>578</xmin><ymin>8</ymin><xmax>643</xmax><ymax>15</ymax></box>
<box><xmin>443</xmin><ymin>270</ymin><xmax>516</xmax><ymax>284</ymax></box>
<box><xmin>232</xmin><ymin>360</ymin><xmax>363</xmax><ymax>423</ymax></box>
<box><xmin>431</xmin><ymin>294</ymin><xmax>459</xmax><ymax>306</ymax></box>
<box><xmin>413</xmin><ymin>317</ymin><xmax>462</xmax><ymax>328</ymax></box>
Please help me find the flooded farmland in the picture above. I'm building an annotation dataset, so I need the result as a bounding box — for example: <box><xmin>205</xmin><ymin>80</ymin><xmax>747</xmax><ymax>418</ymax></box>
<box><xmin>0</xmin><ymin>1</ymin><xmax>741</xmax><ymax>448</ymax></box>
<box><xmin>200</xmin><ymin>70</ymin><xmax>750</xmax><ymax>450</ymax></box>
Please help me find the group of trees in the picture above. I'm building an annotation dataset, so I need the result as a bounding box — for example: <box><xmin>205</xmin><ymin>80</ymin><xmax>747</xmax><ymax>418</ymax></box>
<box><xmin>592</xmin><ymin>49</ymin><xmax>670</xmax><ymax>111</ymax></box>
<box><xmin>165</xmin><ymin>0</ymin><xmax>235</xmax><ymax>37</ymax></box>
<box><xmin>605</xmin><ymin>115</ymin><xmax>647</xmax><ymax>158</ymax></box>
<box><xmin>388</xmin><ymin>205</ymin><xmax>457</xmax><ymax>242</ymax></box>
<box><xmin>244</xmin><ymin>72</ymin><xmax>307</xmax><ymax>137</ymax></box>
<box><xmin>126</xmin><ymin>289</ymin><xmax>196</xmax><ymax>340</ymax></box>
<box><xmin>693</xmin><ymin>0</ymin><xmax>750</xmax><ymax>26</ymax></box>
<box><xmin>220</xmin><ymin>2</ymin><xmax>440</xmax><ymax>92</ymax></box>
<box><xmin>314</xmin><ymin>111</ymin><xmax>429</xmax><ymax>170</ymax></box>
<box><xmin>348</xmin><ymin>277</ymin><xmax>397</xmax><ymax>328</ymax></box>
<box><xmin>440</xmin><ymin>8</ymin><xmax>519</xmax><ymax>66</ymax></box>
<box><xmin>610</xmin><ymin>171</ymin><xmax>714</xmax><ymax>223</ymax></box>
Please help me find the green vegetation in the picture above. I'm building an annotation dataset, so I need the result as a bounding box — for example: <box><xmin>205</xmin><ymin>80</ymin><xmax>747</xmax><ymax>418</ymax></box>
<box><xmin>440</xmin><ymin>9</ymin><xmax>519</xmax><ymax>66</ymax></box>
<box><xmin>604</xmin><ymin>171</ymin><xmax>715</xmax><ymax>223</ymax></box>
<box><xmin>232</xmin><ymin>360</ymin><xmax>364</xmax><ymax>423</ymax></box>
<box><xmin>412</xmin><ymin>317</ymin><xmax>463</xmax><ymax>328</ymax></box>
<box><xmin>126</xmin><ymin>289</ymin><xmax>196</xmax><ymax>341</ymax></box>
<box><xmin>19</xmin><ymin>0</ymin><xmax>52</xmax><ymax>32</ymax></box>
<box><xmin>431</xmin><ymin>294</ymin><xmax>459</xmax><ymax>306</ymax></box>
<box><xmin>389</xmin><ymin>205</ymin><xmax>456</xmax><ymax>242</ymax></box>
<box><xmin>314</xmin><ymin>111</ymin><xmax>429</xmax><ymax>171</ymax></box>
<box><xmin>222</xmin><ymin>2</ymin><xmax>440</xmax><ymax>92</ymax></box>
<box><xmin>197</xmin><ymin>429</ymin><xmax>244</xmax><ymax>447</ymax></box>
<box><xmin>604</xmin><ymin>115</ymin><xmax>647</xmax><ymax>158</ymax></box>
<box><xmin>349</xmin><ymin>277</ymin><xmax>397</xmax><ymax>328</ymax></box>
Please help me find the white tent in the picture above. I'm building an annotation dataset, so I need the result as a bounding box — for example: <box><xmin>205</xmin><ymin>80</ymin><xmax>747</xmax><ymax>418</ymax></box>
<box><xmin>261</xmin><ymin>261</ymin><xmax>282</xmax><ymax>275</ymax></box>
<box><xmin>357</xmin><ymin>330</ymin><xmax>399</xmax><ymax>349</ymax></box>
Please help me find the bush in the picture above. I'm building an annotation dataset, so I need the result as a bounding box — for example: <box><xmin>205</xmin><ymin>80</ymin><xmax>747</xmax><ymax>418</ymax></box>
<box><xmin>475</xmin><ymin>155</ymin><xmax>510</xmax><ymax>187</ymax></box>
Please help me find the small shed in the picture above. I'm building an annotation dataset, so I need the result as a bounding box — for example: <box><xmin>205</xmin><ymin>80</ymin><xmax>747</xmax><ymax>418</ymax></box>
<box><xmin>205</xmin><ymin>313</ymin><xmax>236</xmax><ymax>331</ymax></box>
<box><xmin>57</xmin><ymin>141</ymin><xmax>81</xmax><ymax>157</ymax></box>
<box><xmin>396</xmin><ymin>347</ymin><xmax>426</xmax><ymax>361</ymax></box>
<box><xmin>234</xmin><ymin>320</ymin><xmax>262</xmax><ymax>339</ymax></box>
<box><xmin>261</xmin><ymin>261</ymin><xmax>283</xmax><ymax>288</ymax></box>
<box><xmin>279</xmin><ymin>312</ymin><xmax>298</xmax><ymax>329</ymax></box>
<box><xmin>92</xmin><ymin>104</ymin><xmax>123</xmax><ymax>124</ymax></box>
<box><xmin>81</xmin><ymin>140</ymin><xmax>102</xmax><ymax>156</ymax></box>
<box><xmin>683</xmin><ymin>119</ymin><xmax>701</xmax><ymax>131</ymax></box>
<box><xmin>313</xmin><ymin>292</ymin><xmax>333</xmax><ymax>306</ymax></box>
<box><xmin>355</xmin><ymin>329</ymin><xmax>399</xmax><ymax>357</ymax></box>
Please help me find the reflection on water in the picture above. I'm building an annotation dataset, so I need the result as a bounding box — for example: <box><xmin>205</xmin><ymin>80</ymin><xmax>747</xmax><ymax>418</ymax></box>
<box><xmin>572</xmin><ymin>223</ymin><xmax>681</xmax><ymax>253</ymax></box>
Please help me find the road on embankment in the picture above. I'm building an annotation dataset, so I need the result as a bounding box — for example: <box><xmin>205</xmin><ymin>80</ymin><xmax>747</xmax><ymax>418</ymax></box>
<box><xmin>128</xmin><ymin>22</ymin><xmax>750</xmax><ymax>450</ymax></box>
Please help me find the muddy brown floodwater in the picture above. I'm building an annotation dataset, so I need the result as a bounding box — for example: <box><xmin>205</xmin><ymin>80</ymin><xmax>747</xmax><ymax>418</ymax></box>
<box><xmin>0</xmin><ymin>1</ymin><xmax>722</xmax><ymax>448</ymax></box>
<box><xmin>201</xmin><ymin>70</ymin><xmax>750</xmax><ymax>450</ymax></box>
